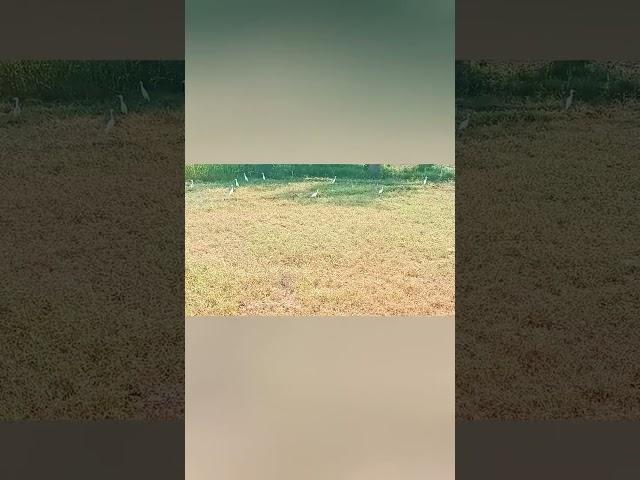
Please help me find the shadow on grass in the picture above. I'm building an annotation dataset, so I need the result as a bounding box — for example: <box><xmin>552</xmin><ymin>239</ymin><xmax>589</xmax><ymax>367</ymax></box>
<box><xmin>2</xmin><ymin>94</ymin><xmax>185</xmax><ymax>118</ymax></box>
<box><xmin>187</xmin><ymin>178</ymin><xmax>453</xmax><ymax>208</ymax></box>
<box><xmin>276</xmin><ymin>180</ymin><xmax>447</xmax><ymax>207</ymax></box>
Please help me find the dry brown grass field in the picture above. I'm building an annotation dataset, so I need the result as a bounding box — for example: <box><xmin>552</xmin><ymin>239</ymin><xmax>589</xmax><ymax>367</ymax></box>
<box><xmin>1</xmin><ymin>101</ymin><xmax>184</xmax><ymax>419</ymax></box>
<box><xmin>186</xmin><ymin>178</ymin><xmax>454</xmax><ymax>316</ymax></box>
<box><xmin>456</xmin><ymin>100</ymin><xmax>640</xmax><ymax>420</ymax></box>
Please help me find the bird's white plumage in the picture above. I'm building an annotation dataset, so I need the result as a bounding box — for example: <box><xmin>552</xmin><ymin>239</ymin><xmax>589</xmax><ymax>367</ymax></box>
<box><xmin>11</xmin><ymin>97</ymin><xmax>20</xmax><ymax>116</ymax></box>
<box><xmin>378</xmin><ymin>186</ymin><xmax>384</xmax><ymax>194</ymax></box>
<box><xmin>118</xmin><ymin>95</ymin><xmax>128</xmax><ymax>114</ymax></box>
<box><xmin>310</xmin><ymin>190</ymin><xmax>319</xmax><ymax>198</ymax></box>
<box><xmin>140</xmin><ymin>81</ymin><xmax>150</xmax><ymax>102</ymax></box>
<box><xmin>105</xmin><ymin>109</ymin><xmax>115</xmax><ymax>132</ymax></box>
<box><xmin>565</xmin><ymin>89</ymin><xmax>575</xmax><ymax>111</ymax></box>
<box><xmin>235</xmin><ymin>178</ymin><xmax>239</xmax><ymax>187</ymax></box>
<box><xmin>244</xmin><ymin>173</ymin><xmax>248</xmax><ymax>182</ymax></box>
<box><xmin>330</xmin><ymin>176</ymin><xmax>336</xmax><ymax>184</ymax></box>
<box><xmin>458</xmin><ymin>113</ymin><xmax>470</xmax><ymax>133</ymax></box>
<box><xmin>262</xmin><ymin>172</ymin><xmax>266</xmax><ymax>180</ymax></box>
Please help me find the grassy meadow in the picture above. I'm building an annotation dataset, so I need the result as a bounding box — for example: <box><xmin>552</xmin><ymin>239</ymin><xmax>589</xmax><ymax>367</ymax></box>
<box><xmin>456</xmin><ymin>61</ymin><xmax>640</xmax><ymax>420</ymax></box>
<box><xmin>1</xmin><ymin>61</ymin><xmax>184</xmax><ymax>148</ymax></box>
<box><xmin>185</xmin><ymin>165</ymin><xmax>455</xmax><ymax>316</ymax></box>
<box><xmin>1</xmin><ymin>61</ymin><xmax>184</xmax><ymax>419</ymax></box>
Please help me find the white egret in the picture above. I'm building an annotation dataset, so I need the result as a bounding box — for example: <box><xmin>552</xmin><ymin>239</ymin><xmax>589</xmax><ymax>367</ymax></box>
<box><xmin>117</xmin><ymin>94</ymin><xmax>128</xmax><ymax>114</ymax></box>
<box><xmin>105</xmin><ymin>109</ymin><xmax>115</xmax><ymax>132</ymax></box>
<box><xmin>261</xmin><ymin>172</ymin><xmax>266</xmax><ymax>180</ymax></box>
<box><xmin>378</xmin><ymin>185</ymin><xmax>384</xmax><ymax>194</ymax></box>
<box><xmin>330</xmin><ymin>176</ymin><xmax>336</xmax><ymax>184</ymax></box>
<box><xmin>244</xmin><ymin>172</ymin><xmax>249</xmax><ymax>182</ymax></box>
<box><xmin>458</xmin><ymin>113</ymin><xmax>471</xmax><ymax>133</ymax></box>
<box><xmin>423</xmin><ymin>175</ymin><xmax>428</xmax><ymax>185</ymax></box>
<box><xmin>228</xmin><ymin>186</ymin><xmax>235</xmax><ymax>197</ymax></box>
<box><xmin>234</xmin><ymin>178</ymin><xmax>239</xmax><ymax>187</ymax></box>
<box><xmin>11</xmin><ymin>97</ymin><xmax>20</xmax><ymax>116</ymax></box>
<box><xmin>140</xmin><ymin>81</ymin><xmax>150</xmax><ymax>102</ymax></box>
<box><xmin>310</xmin><ymin>190</ymin><xmax>319</xmax><ymax>198</ymax></box>
<box><xmin>565</xmin><ymin>89</ymin><xmax>575</xmax><ymax>111</ymax></box>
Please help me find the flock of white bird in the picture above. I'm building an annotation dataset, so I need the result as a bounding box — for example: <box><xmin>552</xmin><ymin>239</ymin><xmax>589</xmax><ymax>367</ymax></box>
<box><xmin>222</xmin><ymin>171</ymin><xmax>269</xmax><ymax>197</ymax></box>
<box><xmin>9</xmin><ymin>84</ymin><xmax>576</xmax><ymax>137</ymax></box>
<box><xmin>105</xmin><ymin>81</ymin><xmax>150</xmax><ymax>132</ymax></box>
<box><xmin>7</xmin><ymin>80</ymin><xmax>155</xmax><ymax>133</ymax></box>
<box><xmin>457</xmin><ymin>89</ymin><xmax>578</xmax><ymax>134</ymax></box>
<box><xmin>186</xmin><ymin>172</ymin><xmax>434</xmax><ymax>199</ymax></box>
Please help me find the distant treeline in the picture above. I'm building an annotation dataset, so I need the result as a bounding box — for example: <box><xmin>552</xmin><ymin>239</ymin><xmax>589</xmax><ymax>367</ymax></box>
<box><xmin>0</xmin><ymin>61</ymin><xmax>184</xmax><ymax>101</ymax></box>
<box><xmin>457</xmin><ymin>61</ymin><xmax>640</xmax><ymax>102</ymax></box>
<box><xmin>185</xmin><ymin>164</ymin><xmax>454</xmax><ymax>183</ymax></box>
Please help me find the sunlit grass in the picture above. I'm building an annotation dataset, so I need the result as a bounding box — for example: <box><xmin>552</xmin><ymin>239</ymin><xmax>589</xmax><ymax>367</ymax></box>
<box><xmin>1</xmin><ymin>101</ymin><xmax>184</xmax><ymax>419</ymax></box>
<box><xmin>456</xmin><ymin>101</ymin><xmax>640</xmax><ymax>420</ymax></box>
<box><xmin>186</xmin><ymin>177</ymin><xmax>455</xmax><ymax>316</ymax></box>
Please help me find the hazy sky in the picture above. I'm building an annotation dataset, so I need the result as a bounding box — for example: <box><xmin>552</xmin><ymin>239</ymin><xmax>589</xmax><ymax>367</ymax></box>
<box><xmin>187</xmin><ymin>0</ymin><xmax>454</xmax><ymax>164</ymax></box>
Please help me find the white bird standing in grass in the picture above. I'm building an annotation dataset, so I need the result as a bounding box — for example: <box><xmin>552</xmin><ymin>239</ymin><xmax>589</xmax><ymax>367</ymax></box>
<box><xmin>11</xmin><ymin>97</ymin><xmax>20</xmax><ymax>116</ymax></box>
<box><xmin>423</xmin><ymin>175</ymin><xmax>428</xmax><ymax>185</ymax></box>
<box><xmin>234</xmin><ymin>178</ymin><xmax>239</xmax><ymax>187</ymax></box>
<box><xmin>565</xmin><ymin>89</ymin><xmax>575</xmax><ymax>111</ymax></box>
<box><xmin>244</xmin><ymin>172</ymin><xmax>249</xmax><ymax>182</ymax></box>
<box><xmin>228</xmin><ymin>186</ymin><xmax>235</xmax><ymax>197</ymax></box>
<box><xmin>261</xmin><ymin>172</ymin><xmax>266</xmax><ymax>180</ymax></box>
<box><xmin>378</xmin><ymin>185</ymin><xmax>384</xmax><ymax>195</ymax></box>
<box><xmin>310</xmin><ymin>190</ymin><xmax>319</xmax><ymax>198</ymax></box>
<box><xmin>140</xmin><ymin>81</ymin><xmax>150</xmax><ymax>102</ymax></box>
<box><xmin>105</xmin><ymin>109</ymin><xmax>115</xmax><ymax>132</ymax></box>
<box><xmin>330</xmin><ymin>176</ymin><xmax>336</xmax><ymax>184</ymax></box>
<box><xmin>117</xmin><ymin>94</ymin><xmax>128</xmax><ymax>114</ymax></box>
<box><xmin>458</xmin><ymin>113</ymin><xmax>470</xmax><ymax>133</ymax></box>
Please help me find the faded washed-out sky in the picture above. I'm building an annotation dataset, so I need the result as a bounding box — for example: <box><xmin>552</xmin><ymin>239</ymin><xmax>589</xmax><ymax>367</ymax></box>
<box><xmin>187</xmin><ymin>0</ymin><xmax>454</xmax><ymax>164</ymax></box>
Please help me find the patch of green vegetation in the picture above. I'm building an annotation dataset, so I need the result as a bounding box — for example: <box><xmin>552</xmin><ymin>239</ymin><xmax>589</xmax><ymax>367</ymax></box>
<box><xmin>0</xmin><ymin>61</ymin><xmax>184</xmax><ymax>101</ymax></box>
<box><xmin>187</xmin><ymin>176</ymin><xmax>454</xmax><ymax>210</ymax></box>
<box><xmin>185</xmin><ymin>163</ymin><xmax>454</xmax><ymax>184</ymax></box>
<box><xmin>456</xmin><ymin>61</ymin><xmax>640</xmax><ymax>104</ymax></box>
